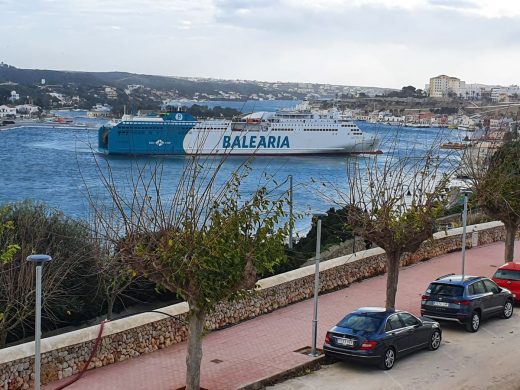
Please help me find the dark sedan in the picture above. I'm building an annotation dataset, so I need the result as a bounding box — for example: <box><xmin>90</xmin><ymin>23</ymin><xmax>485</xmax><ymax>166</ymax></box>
<box><xmin>323</xmin><ymin>307</ymin><xmax>441</xmax><ymax>370</ymax></box>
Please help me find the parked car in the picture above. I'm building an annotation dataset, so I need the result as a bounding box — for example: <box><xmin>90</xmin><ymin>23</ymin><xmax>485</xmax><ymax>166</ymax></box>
<box><xmin>421</xmin><ymin>274</ymin><xmax>514</xmax><ymax>332</ymax></box>
<box><xmin>492</xmin><ymin>263</ymin><xmax>520</xmax><ymax>301</ymax></box>
<box><xmin>323</xmin><ymin>307</ymin><xmax>441</xmax><ymax>370</ymax></box>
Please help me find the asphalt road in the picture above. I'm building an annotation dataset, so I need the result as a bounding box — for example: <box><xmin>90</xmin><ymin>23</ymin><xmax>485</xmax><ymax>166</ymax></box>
<box><xmin>270</xmin><ymin>307</ymin><xmax>520</xmax><ymax>390</ymax></box>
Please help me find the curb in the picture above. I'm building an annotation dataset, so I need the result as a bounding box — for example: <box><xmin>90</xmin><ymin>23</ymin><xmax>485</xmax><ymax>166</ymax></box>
<box><xmin>237</xmin><ymin>355</ymin><xmax>326</xmax><ymax>390</ymax></box>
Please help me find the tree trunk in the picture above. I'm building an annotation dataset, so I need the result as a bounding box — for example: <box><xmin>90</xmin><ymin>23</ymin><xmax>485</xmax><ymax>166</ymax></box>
<box><xmin>504</xmin><ymin>224</ymin><xmax>517</xmax><ymax>263</ymax></box>
<box><xmin>385</xmin><ymin>252</ymin><xmax>401</xmax><ymax>310</ymax></box>
<box><xmin>0</xmin><ymin>328</ymin><xmax>7</xmax><ymax>348</ymax></box>
<box><xmin>106</xmin><ymin>297</ymin><xmax>115</xmax><ymax>321</ymax></box>
<box><xmin>185</xmin><ymin>304</ymin><xmax>206</xmax><ymax>390</ymax></box>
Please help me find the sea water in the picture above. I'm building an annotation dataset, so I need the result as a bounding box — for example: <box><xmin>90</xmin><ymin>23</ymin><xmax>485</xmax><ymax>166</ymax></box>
<box><xmin>0</xmin><ymin>113</ymin><xmax>467</xmax><ymax>236</ymax></box>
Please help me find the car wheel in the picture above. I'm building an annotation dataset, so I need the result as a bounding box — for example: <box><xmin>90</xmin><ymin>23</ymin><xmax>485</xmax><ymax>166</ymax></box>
<box><xmin>501</xmin><ymin>300</ymin><xmax>514</xmax><ymax>319</ymax></box>
<box><xmin>428</xmin><ymin>329</ymin><xmax>442</xmax><ymax>351</ymax></box>
<box><xmin>465</xmin><ymin>311</ymin><xmax>480</xmax><ymax>332</ymax></box>
<box><xmin>379</xmin><ymin>347</ymin><xmax>395</xmax><ymax>370</ymax></box>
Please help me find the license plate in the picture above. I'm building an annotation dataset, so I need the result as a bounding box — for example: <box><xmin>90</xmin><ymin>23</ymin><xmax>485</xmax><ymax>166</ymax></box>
<box><xmin>433</xmin><ymin>301</ymin><xmax>449</xmax><ymax>307</ymax></box>
<box><xmin>337</xmin><ymin>338</ymin><xmax>354</xmax><ymax>346</ymax></box>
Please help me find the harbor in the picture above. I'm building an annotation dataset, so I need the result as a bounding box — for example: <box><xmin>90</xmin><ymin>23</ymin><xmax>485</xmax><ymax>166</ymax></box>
<box><xmin>0</xmin><ymin>115</ymin><xmax>467</xmax><ymax>235</ymax></box>
<box><xmin>2</xmin><ymin>1</ymin><xmax>520</xmax><ymax>389</ymax></box>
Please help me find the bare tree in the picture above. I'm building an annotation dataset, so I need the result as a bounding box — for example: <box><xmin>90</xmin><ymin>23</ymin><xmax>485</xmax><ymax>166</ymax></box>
<box><xmin>90</xmin><ymin>207</ymin><xmax>140</xmax><ymax>320</ymax></box>
<box><xmin>328</xmin><ymin>141</ymin><xmax>455</xmax><ymax>309</ymax></box>
<box><xmin>88</xmin><ymin>155</ymin><xmax>289</xmax><ymax>390</ymax></box>
<box><xmin>0</xmin><ymin>201</ymin><xmax>97</xmax><ymax>348</ymax></box>
<box><xmin>462</xmin><ymin>139</ymin><xmax>520</xmax><ymax>262</ymax></box>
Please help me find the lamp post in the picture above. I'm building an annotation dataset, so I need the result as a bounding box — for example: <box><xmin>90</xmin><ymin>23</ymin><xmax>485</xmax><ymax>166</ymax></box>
<box><xmin>310</xmin><ymin>213</ymin><xmax>327</xmax><ymax>357</ymax></box>
<box><xmin>288</xmin><ymin>175</ymin><xmax>293</xmax><ymax>250</ymax></box>
<box><xmin>27</xmin><ymin>254</ymin><xmax>52</xmax><ymax>390</ymax></box>
<box><xmin>460</xmin><ymin>190</ymin><xmax>472</xmax><ymax>280</ymax></box>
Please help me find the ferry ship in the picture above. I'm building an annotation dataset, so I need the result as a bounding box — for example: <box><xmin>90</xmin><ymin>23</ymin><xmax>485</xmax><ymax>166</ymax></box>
<box><xmin>98</xmin><ymin>105</ymin><xmax>381</xmax><ymax>156</ymax></box>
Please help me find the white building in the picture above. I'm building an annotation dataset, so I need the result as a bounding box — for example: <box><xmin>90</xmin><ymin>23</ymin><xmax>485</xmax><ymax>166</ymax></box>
<box><xmin>49</xmin><ymin>92</ymin><xmax>68</xmax><ymax>104</ymax></box>
<box><xmin>457</xmin><ymin>115</ymin><xmax>478</xmax><ymax>130</ymax></box>
<box><xmin>8</xmin><ymin>90</ymin><xmax>20</xmax><ymax>102</ymax></box>
<box><xmin>124</xmin><ymin>84</ymin><xmax>144</xmax><ymax>95</ymax></box>
<box><xmin>491</xmin><ymin>85</ymin><xmax>520</xmax><ymax>102</ymax></box>
<box><xmin>104</xmin><ymin>87</ymin><xmax>118</xmax><ymax>99</ymax></box>
<box><xmin>0</xmin><ymin>105</ymin><xmax>17</xmax><ymax>118</ymax></box>
<box><xmin>16</xmin><ymin>104</ymin><xmax>40</xmax><ymax>116</ymax></box>
<box><xmin>459</xmin><ymin>83</ymin><xmax>484</xmax><ymax>100</ymax></box>
<box><xmin>87</xmin><ymin>103</ymin><xmax>112</xmax><ymax>118</ymax></box>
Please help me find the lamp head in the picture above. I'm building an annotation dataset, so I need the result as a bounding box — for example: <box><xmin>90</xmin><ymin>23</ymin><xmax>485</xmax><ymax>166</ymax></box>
<box><xmin>312</xmin><ymin>212</ymin><xmax>328</xmax><ymax>219</ymax></box>
<box><xmin>27</xmin><ymin>254</ymin><xmax>52</xmax><ymax>264</ymax></box>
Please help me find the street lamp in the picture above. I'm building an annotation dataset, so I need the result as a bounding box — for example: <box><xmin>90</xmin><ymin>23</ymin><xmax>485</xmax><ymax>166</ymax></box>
<box><xmin>288</xmin><ymin>175</ymin><xmax>294</xmax><ymax>250</ymax></box>
<box><xmin>27</xmin><ymin>254</ymin><xmax>52</xmax><ymax>390</ymax></box>
<box><xmin>310</xmin><ymin>212</ymin><xmax>327</xmax><ymax>357</ymax></box>
<box><xmin>460</xmin><ymin>190</ymin><xmax>472</xmax><ymax>280</ymax></box>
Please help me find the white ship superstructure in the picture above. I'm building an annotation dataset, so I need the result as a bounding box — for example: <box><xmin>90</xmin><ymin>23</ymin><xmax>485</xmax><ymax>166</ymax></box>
<box><xmin>183</xmin><ymin>105</ymin><xmax>381</xmax><ymax>155</ymax></box>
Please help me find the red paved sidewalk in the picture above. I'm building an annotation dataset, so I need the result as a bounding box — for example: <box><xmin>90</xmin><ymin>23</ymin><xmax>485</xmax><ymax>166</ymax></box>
<box><xmin>44</xmin><ymin>241</ymin><xmax>519</xmax><ymax>390</ymax></box>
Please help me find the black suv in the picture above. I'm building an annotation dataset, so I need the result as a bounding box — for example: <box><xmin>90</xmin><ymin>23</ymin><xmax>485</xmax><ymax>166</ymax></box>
<box><xmin>421</xmin><ymin>274</ymin><xmax>514</xmax><ymax>332</ymax></box>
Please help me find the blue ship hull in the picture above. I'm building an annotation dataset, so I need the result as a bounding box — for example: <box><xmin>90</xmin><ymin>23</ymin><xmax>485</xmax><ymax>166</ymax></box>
<box><xmin>98</xmin><ymin>112</ymin><xmax>197</xmax><ymax>155</ymax></box>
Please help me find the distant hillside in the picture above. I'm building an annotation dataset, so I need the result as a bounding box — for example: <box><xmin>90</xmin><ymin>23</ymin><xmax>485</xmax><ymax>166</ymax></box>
<box><xmin>0</xmin><ymin>63</ymin><xmax>396</xmax><ymax>113</ymax></box>
<box><xmin>0</xmin><ymin>64</ymin><xmax>274</xmax><ymax>96</ymax></box>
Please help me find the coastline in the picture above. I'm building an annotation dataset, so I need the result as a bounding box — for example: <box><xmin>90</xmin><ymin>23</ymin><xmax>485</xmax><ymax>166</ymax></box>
<box><xmin>0</xmin><ymin>120</ymin><xmax>99</xmax><ymax>130</ymax></box>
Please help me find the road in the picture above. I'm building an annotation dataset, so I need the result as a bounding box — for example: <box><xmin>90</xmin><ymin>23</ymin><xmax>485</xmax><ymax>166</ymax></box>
<box><xmin>269</xmin><ymin>308</ymin><xmax>520</xmax><ymax>390</ymax></box>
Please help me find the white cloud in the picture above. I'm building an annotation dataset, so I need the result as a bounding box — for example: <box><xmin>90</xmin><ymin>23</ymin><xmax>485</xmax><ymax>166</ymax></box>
<box><xmin>0</xmin><ymin>0</ymin><xmax>519</xmax><ymax>88</ymax></box>
<box><xmin>428</xmin><ymin>0</ymin><xmax>520</xmax><ymax>18</ymax></box>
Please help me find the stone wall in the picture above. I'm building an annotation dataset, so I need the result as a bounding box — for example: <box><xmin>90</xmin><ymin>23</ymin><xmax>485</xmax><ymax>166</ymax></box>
<box><xmin>0</xmin><ymin>222</ymin><xmax>506</xmax><ymax>389</ymax></box>
<box><xmin>301</xmin><ymin>236</ymin><xmax>369</xmax><ymax>267</ymax></box>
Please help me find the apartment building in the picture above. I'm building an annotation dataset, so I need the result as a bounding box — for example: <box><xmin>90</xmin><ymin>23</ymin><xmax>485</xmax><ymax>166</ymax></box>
<box><xmin>428</xmin><ymin>75</ymin><xmax>465</xmax><ymax>98</ymax></box>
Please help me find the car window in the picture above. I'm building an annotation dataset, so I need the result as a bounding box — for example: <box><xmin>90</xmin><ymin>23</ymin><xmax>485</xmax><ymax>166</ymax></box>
<box><xmin>482</xmin><ymin>279</ymin><xmax>501</xmax><ymax>293</ymax></box>
<box><xmin>385</xmin><ymin>314</ymin><xmax>404</xmax><ymax>332</ymax></box>
<box><xmin>427</xmin><ymin>283</ymin><xmax>464</xmax><ymax>297</ymax></box>
<box><xmin>470</xmin><ymin>281</ymin><xmax>486</xmax><ymax>294</ymax></box>
<box><xmin>336</xmin><ymin>314</ymin><xmax>383</xmax><ymax>333</ymax></box>
<box><xmin>398</xmin><ymin>312</ymin><xmax>420</xmax><ymax>327</ymax></box>
<box><xmin>494</xmin><ymin>269</ymin><xmax>520</xmax><ymax>281</ymax></box>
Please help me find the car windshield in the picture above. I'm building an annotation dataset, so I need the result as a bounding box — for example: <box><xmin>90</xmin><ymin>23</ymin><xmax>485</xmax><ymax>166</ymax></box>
<box><xmin>427</xmin><ymin>283</ymin><xmax>464</xmax><ymax>297</ymax></box>
<box><xmin>336</xmin><ymin>314</ymin><xmax>383</xmax><ymax>332</ymax></box>
<box><xmin>494</xmin><ymin>269</ymin><xmax>520</xmax><ymax>281</ymax></box>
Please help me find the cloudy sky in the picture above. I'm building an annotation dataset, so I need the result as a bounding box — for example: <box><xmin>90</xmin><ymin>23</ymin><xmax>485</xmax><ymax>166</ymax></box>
<box><xmin>1</xmin><ymin>0</ymin><xmax>519</xmax><ymax>88</ymax></box>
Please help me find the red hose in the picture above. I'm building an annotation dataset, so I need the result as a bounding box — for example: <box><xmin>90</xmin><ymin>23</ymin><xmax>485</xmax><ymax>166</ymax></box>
<box><xmin>52</xmin><ymin>320</ymin><xmax>106</xmax><ymax>390</ymax></box>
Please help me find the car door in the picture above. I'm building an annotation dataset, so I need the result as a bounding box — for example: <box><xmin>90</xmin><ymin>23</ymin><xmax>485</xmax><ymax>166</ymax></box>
<box><xmin>398</xmin><ymin>312</ymin><xmax>429</xmax><ymax>351</ymax></box>
<box><xmin>468</xmin><ymin>280</ymin><xmax>493</xmax><ymax>316</ymax></box>
<box><xmin>482</xmin><ymin>279</ymin><xmax>505</xmax><ymax>316</ymax></box>
<box><xmin>384</xmin><ymin>314</ymin><xmax>410</xmax><ymax>354</ymax></box>
<box><xmin>494</xmin><ymin>268</ymin><xmax>520</xmax><ymax>297</ymax></box>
